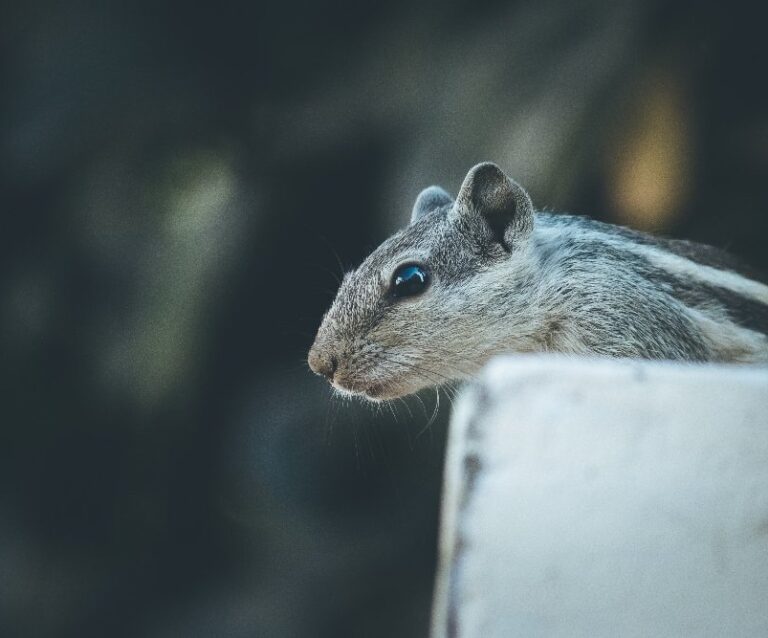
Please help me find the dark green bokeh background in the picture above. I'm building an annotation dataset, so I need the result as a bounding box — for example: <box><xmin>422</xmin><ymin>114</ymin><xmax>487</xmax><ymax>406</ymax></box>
<box><xmin>1</xmin><ymin>1</ymin><xmax>766</xmax><ymax>636</ymax></box>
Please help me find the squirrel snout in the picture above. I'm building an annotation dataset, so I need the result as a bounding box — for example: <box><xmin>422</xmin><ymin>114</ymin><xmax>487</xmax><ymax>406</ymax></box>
<box><xmin>308</xmin><ymin>346</ymin><xmax>338</xmax><ymax>381</ymax></box>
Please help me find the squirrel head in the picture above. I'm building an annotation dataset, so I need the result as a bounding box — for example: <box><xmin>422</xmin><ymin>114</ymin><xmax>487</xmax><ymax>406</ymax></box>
<box><xmin>308</xmin><ymin>162</ymin><xmax>535</xmax><ymax>401</ymax></box>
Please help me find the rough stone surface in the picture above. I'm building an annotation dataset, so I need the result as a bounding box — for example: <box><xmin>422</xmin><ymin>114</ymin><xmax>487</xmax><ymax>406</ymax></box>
<box><xmin>431</xmin><ymin>356</ymin><xmax>768</xmax><ymax>638</ymax></box>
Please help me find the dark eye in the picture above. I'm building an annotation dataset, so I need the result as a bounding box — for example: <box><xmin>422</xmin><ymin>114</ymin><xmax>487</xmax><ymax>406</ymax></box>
<box><xmin>391</xmin><ymin>264</ymin><xmax>430</xmax><ymax>298</ymax></box>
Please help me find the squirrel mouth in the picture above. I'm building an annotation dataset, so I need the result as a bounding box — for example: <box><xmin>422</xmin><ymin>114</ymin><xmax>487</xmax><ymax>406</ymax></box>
<box><xmin>363</xmin><ymin>384</ymin><xmax>387</xmax><ymax>400</ymax></box>
<box><xmin>330</xmin><ymin>377</ymin><xmax>392</xmax><ymax>402</ymax></box>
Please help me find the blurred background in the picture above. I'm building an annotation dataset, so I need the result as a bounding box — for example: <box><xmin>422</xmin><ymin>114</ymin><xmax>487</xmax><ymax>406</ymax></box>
<box><xmin>1</xmin><ymin>0</ymin><xmax>767</xmax><ymax>636</ymax></box>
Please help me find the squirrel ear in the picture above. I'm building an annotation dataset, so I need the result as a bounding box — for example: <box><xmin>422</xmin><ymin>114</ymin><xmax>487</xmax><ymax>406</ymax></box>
<box><xmin>411</xmin><ymin>186</ymin><xmax>453</xmax><ymax>224</ymax></box>
<box><xmin>454</xmin><ymin>162</ymin><xmax>534</xmax><ymax>250</ymax></box>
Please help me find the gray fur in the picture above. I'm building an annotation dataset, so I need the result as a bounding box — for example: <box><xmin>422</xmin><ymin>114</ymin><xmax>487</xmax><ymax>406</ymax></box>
<box><xmin>308</xmin><ymin>162</ymin><xmax>768</xmax><ymax>401</ymax></box>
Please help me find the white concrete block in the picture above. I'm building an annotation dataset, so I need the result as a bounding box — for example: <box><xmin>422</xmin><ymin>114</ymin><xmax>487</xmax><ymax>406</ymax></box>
<box><xmin>431</xmin><ymin>356</ymin><xmax>768</xmax><ymax>638</ymax></box>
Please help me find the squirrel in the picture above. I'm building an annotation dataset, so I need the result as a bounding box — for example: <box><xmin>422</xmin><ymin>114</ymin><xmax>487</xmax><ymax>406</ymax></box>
<box><xmin>308</xmin><ymin>162</ymin><xmax>768</xmax><ymax>401</ymax></box>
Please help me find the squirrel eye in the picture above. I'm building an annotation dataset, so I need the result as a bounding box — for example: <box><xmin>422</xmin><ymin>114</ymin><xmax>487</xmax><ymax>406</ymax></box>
<box><xmin>391</xmin><ymin>264</ymin><xmax>430</xmax><ymax>298</ymax></box>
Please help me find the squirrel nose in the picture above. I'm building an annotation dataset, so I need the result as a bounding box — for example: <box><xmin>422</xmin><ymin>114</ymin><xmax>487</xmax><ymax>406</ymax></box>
<box><xmin>308</xmin><ymin>347</ymin><xmax>338</xmax><ymax>381</ymax></box>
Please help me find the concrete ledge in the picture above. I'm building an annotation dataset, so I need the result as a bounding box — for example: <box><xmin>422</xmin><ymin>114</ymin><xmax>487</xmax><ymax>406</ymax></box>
<box><xmin>431</xmin><ymin>356</ymin><xmax>768</xmax><ymax>638</ymax></box>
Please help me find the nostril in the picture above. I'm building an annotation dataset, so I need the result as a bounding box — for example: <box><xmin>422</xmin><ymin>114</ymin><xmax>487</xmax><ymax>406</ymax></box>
<box><xmin>308</xmin><ymin>347</ymin><xmax>339</xmax><ymax>381</ymax></box>
<box><xmin>308</xmin><ymin>348</ymin><xmax>323</xmax><ymax>376</ymax></box>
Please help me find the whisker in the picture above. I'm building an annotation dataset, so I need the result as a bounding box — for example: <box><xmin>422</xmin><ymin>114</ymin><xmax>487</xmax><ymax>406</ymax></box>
<box><xmin>416</xmin><ymin>387</ymin><xmax>440</xmax><ymax>441</ymax></box>
<box><xmin>396</xmin><ymin>396</ymin><xmax>414</xmax><ymax>421</ymax></box>
<box><xmin>319</xmin><ymin>235</ymin><xmax>348</xmax><ymax>281</ymax></box>
<box><xmin>412</xmin><ymin>392</ymin><xmax>429</xmax><ymax>419</ymax></box>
